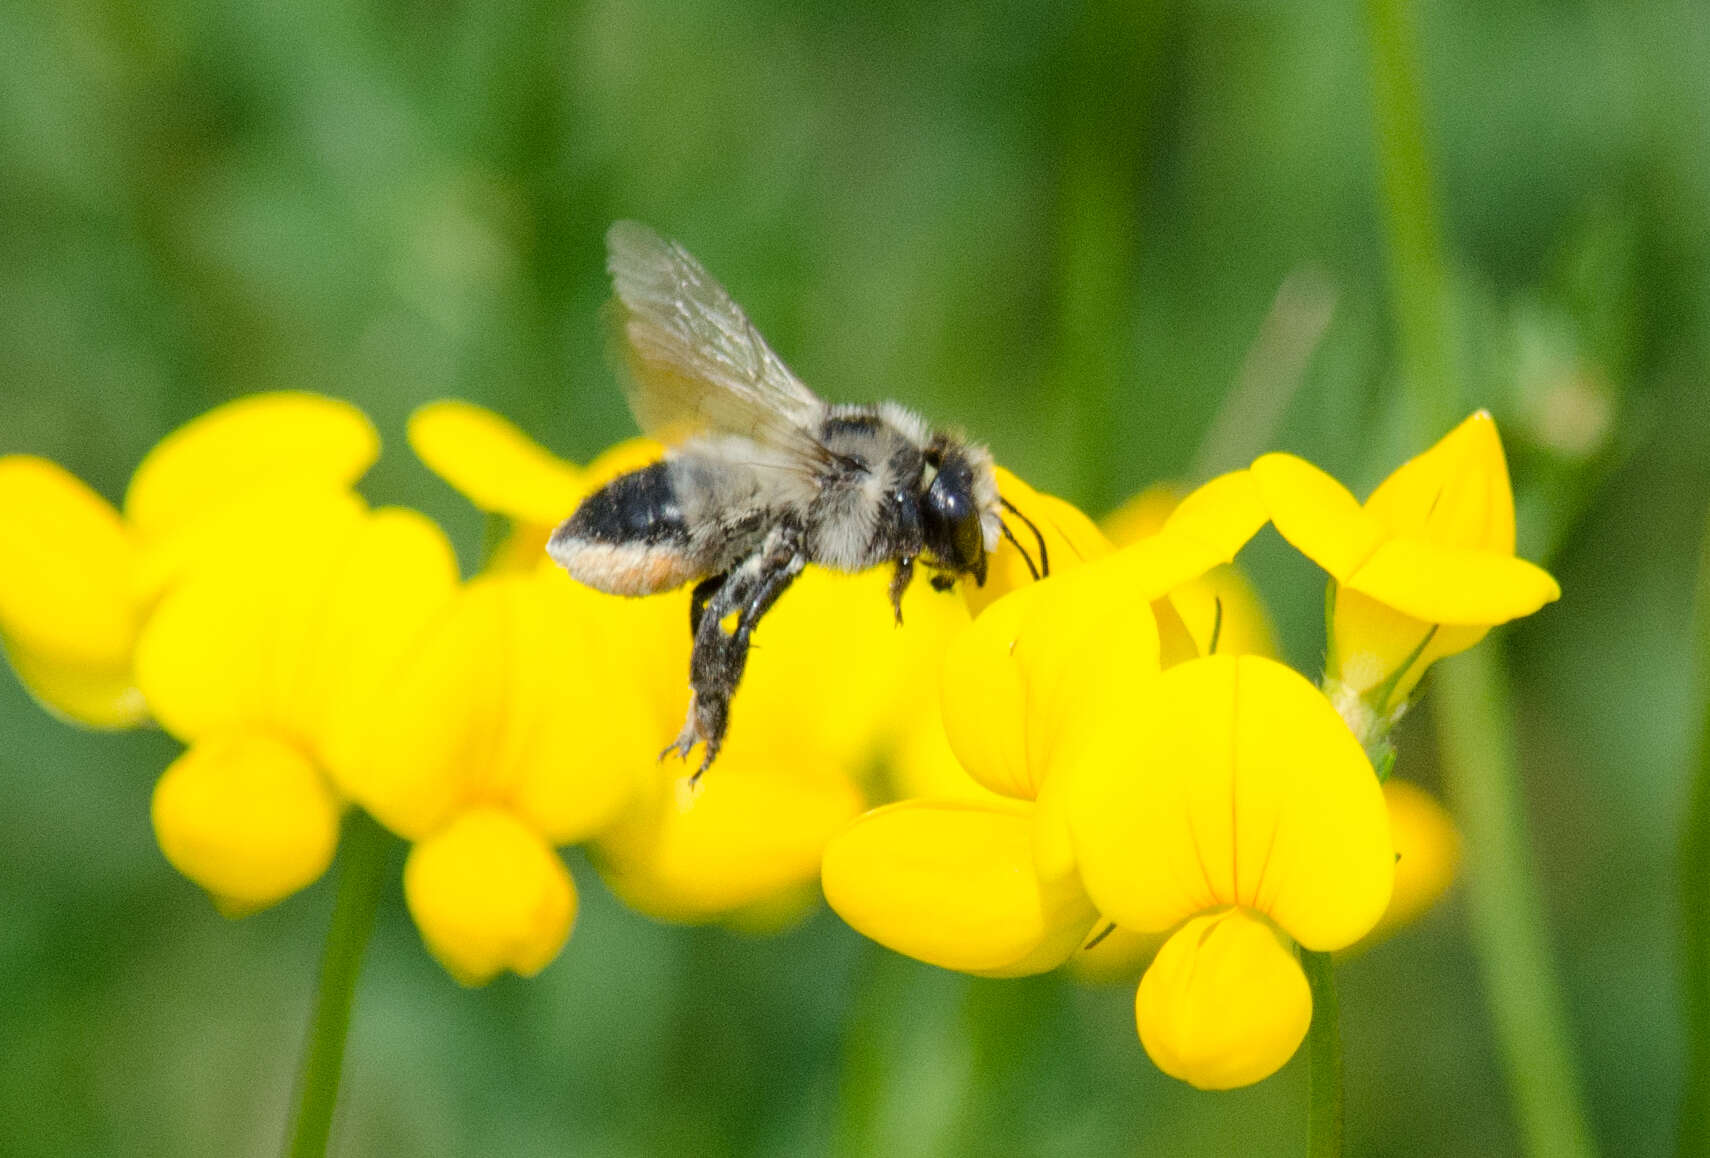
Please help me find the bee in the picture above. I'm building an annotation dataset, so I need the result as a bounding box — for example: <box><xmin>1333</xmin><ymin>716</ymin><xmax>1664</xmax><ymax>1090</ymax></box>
<box><xmin>548</xmin><ymin>222</ymin><xmax>1047</xmax><ymax>776</ymax></box>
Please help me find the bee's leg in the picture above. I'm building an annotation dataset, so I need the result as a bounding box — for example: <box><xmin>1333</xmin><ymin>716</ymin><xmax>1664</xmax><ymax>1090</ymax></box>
<box><xmin>688</xmin><ymin>573</ymin><xmax>726</xmax><ymax>637</ymax></box>
<box><xmin>670</xmin><ymin>527</ymin><xmax>806</xmax><ymax>779</ymax></box>
<box><xmin>888</xmin><ymin>556</ymin><xmax>915</xmax><ymax>625</ymax></box>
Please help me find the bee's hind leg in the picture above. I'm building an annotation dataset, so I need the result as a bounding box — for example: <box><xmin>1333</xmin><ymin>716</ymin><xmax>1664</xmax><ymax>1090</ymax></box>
<box><xmin>667</xmin><ymin>526</ymin><xmax>806</xmax><ymax>780</ymax></box>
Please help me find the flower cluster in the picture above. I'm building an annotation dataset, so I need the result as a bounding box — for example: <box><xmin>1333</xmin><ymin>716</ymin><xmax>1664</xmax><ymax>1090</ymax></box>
<box><xmin>822</xmin><ymin>410</ymin><xmax>1557</xmax><ymax>1089</ymax></box>
<box><xmin>2</xmin><ymin>393</ymin><xmax>1552</xmax><ymax>1049</ymax></box>
<box><xmin>1</xmin><ymin>393</ymin><xmax>967</xmax><ymax>984</ymax></box>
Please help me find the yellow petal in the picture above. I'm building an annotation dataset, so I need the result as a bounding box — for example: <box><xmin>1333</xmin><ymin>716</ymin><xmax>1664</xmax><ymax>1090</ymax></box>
<box><xmin>1363</xmin><ymin>411</ymin><xmax>1516</xmax><ymax>553</ymax></box>
<box><xmin>966</xmin><ymin>467</ymin><xmax>1111</xmax><ymax>617</ymax></box>
<box><xmin>1068</xmin><ymin>654</ymin><xmax>1237</xmax><ymax>929</ymax></box>
<box><xmin>821</xmin><ymin>799</ymin><xmax>1098</xmax><ymax>977</ymax></box>
<box><xmin>1151</xmin><ymin>595</ymin><xmax>1202</xmax><ymax>669</ymax></box>
<box><xmin>352</xmin><ymin>570</ymin><xmax>647</xmax><ymax>844</ymax></box>
<box><xmin>4</xmin><ymin>647</ymin><xmax>147</xmax><ymax>730</ymax></box>
<box><xmin>505</xmin><ymin>571</ymin><xmax>655</xmax><ymax>843</ymax></box>
<box><xmin>1102</xmin><ymin>478</ymin><xmax>1275</xmax><ymax>662</ymax></box>
<box><xmin>725</xmin><ymin>566</ymin><xmax>967</xmax><ymax>771</ymax></box>
<box><xmin>151</xmin><ymin>732</ymin><xmax>340</xmax><ymax>915</ymax></box>
<box><xmin>1158</xmin><ymin>470</ymin><xmax>1269</xmax><ymax>563</ymax></box>
<box><xmin>597</xmin><ymin>758</ymin><xmax>864</xmax><ymax>922</ymax></box>
<box><xmin>297</xmin><ymin>508</ymin><xmax>461</xmax><ymax>787</ymax></box>
<box><xmin>133</xmin><ymin>491</ymin><xmax>370</xmax><ymax>744</ymax></box>
<box><xmin>1355</xmin><ymin>780</ymin><xmax>1461</xmax><ymax>948</ymax></box>
<box><xmin>1233</xmin><ymin>659</ymin><xmax>1393</xmax><ymax>949</ymax></box>
<box><xmin>1346</xmin><ymin>538</ymin><xmax>1561</xmax><ymax>626</ymax></box>
<box><xmin>0</xmin><ymin>456</ymin><xmax>144</xmax><ymax>726</ymax></box>
<box><xmin>1137</xmin><ymin>908</ymin><xmax>1312</xmax><ymax>1090</ymax></box>
<box><xmin>125</xmin><ymin>393</ymin><xmax>377</xmax><ymax>542</ymax></box>
<box><xmin>1068</xmin><ymin>655</ymin><xmax>1393</xmax><ymax>950</ymax></box>
<box><xmin>886</xmin><ymin>703</ymin><xmax>1008</xmax><ymax>805</ymax></box>
<box><xmin>1251</xmin><ymin>453</ymin><xmax>1384</xmax><ymax>582</ymax></box>
<box><xmin>1101</xmin><ymin>484</ymin><xmax>1181</xmax><ymax>546</ymax></box>
<box><xmin>1012</xmin><ymin>553</ymin><xmax>1162</xmax><ymax>786</ymax></box>
<box><xmin>938</xmin><ymin>586</ymin><xmax>1038</xmax><ymax>800</ymax></box>
<box><xmin>407</xmin><ymin>400</ymin><xmax>584</xmax><ymax>525</ymax></box>
<box><xmin>133</xmin><ymin>480</ymin><xmax>365</xmax><ymax>602</ymax></box>
<box><xmin>403</xmin><ymin>807</ymin><xmax>576</xmax><ymax>985</ymax></box>
<box><xmin>1161</xmin><ymin>566</ymin><xmax>1279</xmax><ymax>663</ymax></box>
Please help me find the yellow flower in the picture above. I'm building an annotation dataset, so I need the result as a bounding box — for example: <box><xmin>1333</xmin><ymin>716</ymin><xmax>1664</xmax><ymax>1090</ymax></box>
<box><xmin>0</xmin><ymin>393</ymin><xmax>378</xmax><ymax>727</ymax></box>
<box><xmin>350</xmin><ymin>566</ymin><xmax>656</xmax><ymax>982</ymax></box>
<box><xmin>823</xmin><ymin>471</ymin><xmax>1268</xmax><ymax>977</ymax></box>
<box><xmin>136</xmin><ymin>497</ymin><xmax>459</xmax><ymax>914</ymax></box>
<box><xmin>1066</xmin><ymin>654</ymin><xmax>1394</xmax><ymax>1089</ymax></box>
<box><xmin>1251</xmin><ymin>411</ymin><xmax>1560</xmax><ymax>720</ymax></box>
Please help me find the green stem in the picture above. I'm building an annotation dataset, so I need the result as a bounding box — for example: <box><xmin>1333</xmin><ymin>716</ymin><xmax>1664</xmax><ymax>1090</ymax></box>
<box><xmin>1361</xmin><ymin>1</ymin><xmax>1595</xmax><ymax>1152</ymax></box>
<box><xmin>1433</xmin><ymin>652</ymin><xmax>1595</xmax><ymax>1158</ymax></box>
<box><xmin>1302</xmin><ymin>950</ymin><xmax>1343</xmax><ymax>1158</ymax></box>
<box><xmin>284</xmin><ymin>810</ymin><xmax>391</xmax><ymax>1158</ymax></box>
<box><xmin>1679</xmin><ymin>512</ymin><xmax>1710</xmax><ymax>1157</ymax></box>
<box><xmin>1362</xmin><ymin>0</ymin><xmax>1456</xmax><ymax>441</ymax></box>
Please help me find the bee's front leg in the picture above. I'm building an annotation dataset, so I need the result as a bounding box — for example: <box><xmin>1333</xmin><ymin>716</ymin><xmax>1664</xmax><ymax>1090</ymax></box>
<box><xmin>888</xmin><ymin>556</ymin><xmax>915</xmax><ymax>625</ymax></box>
<box><xmin>667</xmin><ymin>525</ymin><xmax>806</xmax><ymax>780</ymax></box>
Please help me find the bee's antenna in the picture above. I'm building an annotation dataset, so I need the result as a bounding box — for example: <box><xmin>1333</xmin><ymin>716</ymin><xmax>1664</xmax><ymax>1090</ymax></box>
<box><xmin>998</xmin><ymin>496</ymin><xmax>1051</xmax><ymax>578</ymax></box>
<box><xmin>998</xmin><ymin>518</ymin><xmax>1042</xmax><ymax>581</ymax></box>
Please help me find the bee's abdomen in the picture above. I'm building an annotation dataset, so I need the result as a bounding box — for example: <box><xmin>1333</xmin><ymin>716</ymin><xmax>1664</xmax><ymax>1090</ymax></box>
<box><xmin>547</xmin><ymin>461</ymin><xmax>700</xmax><ymax>596</ymax></box>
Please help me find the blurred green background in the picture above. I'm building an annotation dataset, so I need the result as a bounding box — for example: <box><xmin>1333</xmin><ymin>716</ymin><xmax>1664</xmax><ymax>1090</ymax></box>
<box><xmin>3</xmin><ymin>0</ymin><xmax>1707</xmax><ymax>1154</ymax></box>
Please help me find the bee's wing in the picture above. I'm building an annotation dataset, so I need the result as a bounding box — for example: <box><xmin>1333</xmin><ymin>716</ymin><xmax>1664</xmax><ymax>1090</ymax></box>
<box><xmin>605</xmin><ymin>221</ymin><xmax>832</xmax><ymax>467</ymax></box>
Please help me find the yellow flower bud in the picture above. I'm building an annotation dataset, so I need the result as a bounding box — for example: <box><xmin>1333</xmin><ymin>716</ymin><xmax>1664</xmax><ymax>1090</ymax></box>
<box><xmin>1137</xmin><ymin>908</ymin><xmax>1312</xmax><ymax>1090</ymax></box>
<box><xmin>151</xmin><ymin>733</ymin><xmax>341</xmax><ymax>916</ymax></box>
<box><xmin>403</xmin><ymin>807</ymin><xmax>576</xmax><ymax>986</ymax></box>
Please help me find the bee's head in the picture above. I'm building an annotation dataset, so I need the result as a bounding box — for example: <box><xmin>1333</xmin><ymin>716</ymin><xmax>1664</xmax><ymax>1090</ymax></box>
<box><xmin>921</xmin><ymin>441</ymin><xmax>995</xmax><ymax>585</ymax></box>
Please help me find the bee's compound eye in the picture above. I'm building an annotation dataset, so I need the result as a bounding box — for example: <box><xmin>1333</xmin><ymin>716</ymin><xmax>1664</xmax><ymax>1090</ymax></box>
<box><xmin>924</xmin><ymin>457</ymin><xmax>985</xmax><ymax>575</ymax></box>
